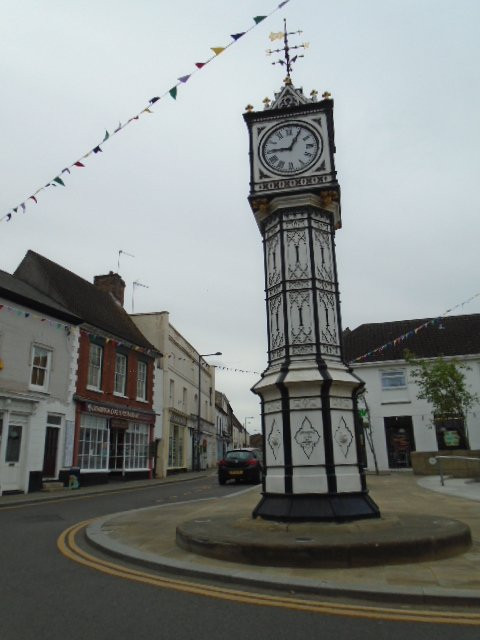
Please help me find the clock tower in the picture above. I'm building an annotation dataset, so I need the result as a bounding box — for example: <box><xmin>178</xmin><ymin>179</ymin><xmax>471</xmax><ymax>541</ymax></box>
<box><xmin>244</xmin><ymin>24</ymin><xmax>380</xmax><ymax>521</ymax></box>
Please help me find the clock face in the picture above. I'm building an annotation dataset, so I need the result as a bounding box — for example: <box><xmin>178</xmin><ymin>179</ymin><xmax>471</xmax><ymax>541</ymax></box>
<box><xmin>260</xmin><ymin>123</ymin><xmax>322</xmax><ymax>175</ymax></box>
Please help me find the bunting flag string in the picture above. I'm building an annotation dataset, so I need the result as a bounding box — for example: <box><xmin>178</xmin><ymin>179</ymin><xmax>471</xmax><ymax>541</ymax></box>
<box><xmin>0</xmin><ymin>302</ymin><xmax>158</xmax><ymax>356</ymax></box>
<box><xmin>1</xmin><ymin>0</ymin><xmax>291</xmax><ymax>224</ymax></box>
<box><xmin>80</xmin><ymin>329</ymin><xmax>158</xmax><ymax>357</ymax></box>
<box><xmin>352</xmin><ymin>291</ymin><xmax>480</xmax><ymax>363</ymax></box>
<box><xmin>166</xmin><ymin>353</ymin><xmax>259</xmax><ymax>375</ymax></box>
<box><xmin>216</xmin><ymin>365</ymin><xmax>260</xmax><ymax>375</ymax></box>
<box><xmin>0</xmin><ymin>302</ymin><xmax>72</xmax><ymax>332</ymax></box>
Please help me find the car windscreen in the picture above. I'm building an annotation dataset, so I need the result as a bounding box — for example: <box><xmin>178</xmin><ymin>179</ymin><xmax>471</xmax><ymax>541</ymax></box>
<box><xmin>225</xmin><ymin>451</ymin><xmax>252</xmax><ymax>461</ymax></box>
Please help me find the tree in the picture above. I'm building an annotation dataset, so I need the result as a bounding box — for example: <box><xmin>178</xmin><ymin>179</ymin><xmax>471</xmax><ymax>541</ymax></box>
<box><xmin>404</xmin><ymin>350</ymin><xmax>478</xmax><ymax>446</ymax></box>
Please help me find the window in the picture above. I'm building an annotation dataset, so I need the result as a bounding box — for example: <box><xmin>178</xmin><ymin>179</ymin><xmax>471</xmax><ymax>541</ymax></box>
<box><xmin>114</xmin><ymin>353</ymin><xmax>127</xmax><ymax>395</ymax></box>
<box><xmin>136</xmin><ymin>361</ymin><xmax>147</xmax><ymax>400</ymax></box>
<box><xmin>124</xmin><ymin>423</ymin><xmax>149</xmax><ymax>469</ymax></box>
<box><xmin>6</xmin><ymin>425</ymin><xmax>23</xmax><ymax>462</ymax></box>
<box><xmin>78</xmin><ymin>414</ymin><xmax>109</xmax><ymax>470</ymax></box>
<box><xmin>47</xmin><ymin>414</ymin><xmax>62</xmax><ymax>426</ymax></box>
<box><xmin>183</xmin><ymin>387</ymin><xmax>188</xmax><ymax>411</ymax></box>
<box><xmin>87</xmin><ymin>343</ymin><xmax>103</xmax><ymax>389</ymax></box>
<box><xmin>381</xmin><ymin>370</ymin><xmax>406</xmax><ymax>390</ymax></box>
<box><xmin>169</xmin><ymin>379</ymin><xmax>175</xmax><ymax>406</ymax></box>
<box><xmin>30</xmin><ymin>345</ymin><xmax>52</xmax><ymax>390</ymax></box>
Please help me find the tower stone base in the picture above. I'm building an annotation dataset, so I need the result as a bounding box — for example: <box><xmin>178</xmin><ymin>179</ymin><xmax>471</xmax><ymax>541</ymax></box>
<box><xmin>253</xmin><ymin>491</ymin><xmax>380</xmax><ymax>522</ymax></box>
<box><xmin>253</xmin><ymin>359</ymin><xmax>380</xmax><ymax>522</ymax></box>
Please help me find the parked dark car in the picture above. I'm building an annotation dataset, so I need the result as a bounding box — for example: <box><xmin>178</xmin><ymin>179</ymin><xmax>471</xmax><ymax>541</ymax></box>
<box><xmin>218</xmin><ymin>448</ymin><xmax>263</xmax><ymax>485</ymax></box>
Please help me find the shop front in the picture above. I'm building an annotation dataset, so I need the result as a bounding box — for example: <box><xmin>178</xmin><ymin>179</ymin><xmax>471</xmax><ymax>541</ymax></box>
<box><xmin>75</xmin><ymin>401</ymin><xmax>155</xmax><ymax>485</ymax></box>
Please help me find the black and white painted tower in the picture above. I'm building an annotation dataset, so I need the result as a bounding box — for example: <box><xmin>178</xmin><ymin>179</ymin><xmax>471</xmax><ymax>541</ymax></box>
<box><xmin>244</xmin><ymin>24</ymin><xmax>380</xmax><ymax>521</ymax></box>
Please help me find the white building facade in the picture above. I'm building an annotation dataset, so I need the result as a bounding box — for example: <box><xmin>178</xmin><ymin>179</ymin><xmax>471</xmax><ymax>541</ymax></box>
<box><xmin>131</xmin><ymin>312</ymin><xmax>217</xmax><ymax>476</ymax></box>
<box><xmin>0</xmin><ymin>272</ymin><xmax>81</xmax><ymax>495</ymax></box>
<box><xmin>345</xmin><ymin>315</ymin><xmax>480</xmax><ymax>472</ymax></box>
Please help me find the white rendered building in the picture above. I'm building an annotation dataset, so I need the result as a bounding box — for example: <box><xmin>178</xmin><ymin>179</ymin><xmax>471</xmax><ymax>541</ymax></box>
<box><xmin>131</xmin><ymin>312</ymin><xmax>217</xmax><ymax>476</ymax></box>
<box><xmin>344</xmin><ymin>315</ymin><xmax>480</xmax><ymax>471</ymax></box>
<box><xmin>0</xmin><ymin>270</ymin><xmax>81</xmax><ymax>495</ymax></box>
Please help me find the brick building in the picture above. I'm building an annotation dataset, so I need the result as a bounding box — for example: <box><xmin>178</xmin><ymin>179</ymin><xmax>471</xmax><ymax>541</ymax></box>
<box><xmin>14</xmin><ymin>251</ymin><xmax>160</xmax><ymax>485</ymax></box>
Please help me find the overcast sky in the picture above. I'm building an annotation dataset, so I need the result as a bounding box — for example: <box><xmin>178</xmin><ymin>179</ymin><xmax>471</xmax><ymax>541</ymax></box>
<box><xmin>1</xmin><ymin>1</ymin><xmax>479</xmax><ymax>433</ymax></box>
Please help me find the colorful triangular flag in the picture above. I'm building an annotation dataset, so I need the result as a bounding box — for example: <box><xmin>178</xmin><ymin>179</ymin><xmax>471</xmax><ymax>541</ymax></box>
<box><xmin>149</xmin><ymin>96</ymin><xmax>160</xmax><ymax>104</ymax></box>
<box><xmin>178</xmin><ymin>74</ymin><xmax>191</xmax><ymax>83</ymax></box>
<box><xmin>53</xmin><ymin>177</ymin><xmax>65</xmax><ymax>186</ymax></box>
<box><xmin>211</xmin><ymin>47</ymin><xmax>225</xmax><ymax>55</ymax></box>
<box><xmin>103</xmin><ymin>130</ymin><xmax>110</xmax><ymax>141</ymax></box>
<box><xmin>254</xmin><ymin>16</ymin><xmax>266</xmax><ymax>24</ymax></box>
<box><xmin>195</xmin><ymin>62</ymin><xmax>206</xmax><ymax>69</ymax></box>
<box><xmin>93</xmin><ymin>146</ymin><xmax>102</xmax><ymax>154</ymax></box>
<box><xmin>231</xmin><ymin>32</ymin><xmax>245</xmax><ymax>41</ymax></box>
<box><xmin>169</xmin><ymin>86</ymin><xmax>178</xmax><ymax>99</ymax></box>
<box><xmin>74</xmin><ymin>161</ymin><xmax>85</xmax><ymax>167</ymax></box>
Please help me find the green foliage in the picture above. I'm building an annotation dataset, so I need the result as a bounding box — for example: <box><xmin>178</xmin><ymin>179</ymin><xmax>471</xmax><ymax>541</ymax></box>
<box><xmin>404</xmin><ymin>350</ymin><xmax>478</xmax><ymax>419</ymax></box>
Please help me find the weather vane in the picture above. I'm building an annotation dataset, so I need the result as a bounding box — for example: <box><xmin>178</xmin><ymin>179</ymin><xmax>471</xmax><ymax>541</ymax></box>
<box><xmin>266</xmin><ymin>18</ymin><xmax>309</xmax><ymax>81</ymax></box>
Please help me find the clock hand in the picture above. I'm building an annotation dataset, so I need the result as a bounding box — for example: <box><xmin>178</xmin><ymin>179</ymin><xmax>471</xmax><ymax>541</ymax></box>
<box><xmin>288</xmin><ymin>128</ymin><xmax>301</xmax><ymax>151</ymax></box>
<box><xmin>269</xmin><ymin>145</ymin><xmax>292</xmax><ymax>152</ymax></box>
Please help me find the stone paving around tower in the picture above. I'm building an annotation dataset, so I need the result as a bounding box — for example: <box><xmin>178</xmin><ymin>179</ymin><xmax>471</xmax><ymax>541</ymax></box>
<box><xmin>83</xmin><ymin>472</ymin><xmax>480</xmax><ymax>606</ymax></box>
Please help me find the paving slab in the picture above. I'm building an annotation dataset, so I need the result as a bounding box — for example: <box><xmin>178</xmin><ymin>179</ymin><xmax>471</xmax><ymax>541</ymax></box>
<box><xmin>85</xmin><ymin>473</ymin><xmax>480</xmax><ymax>606</ymax></box>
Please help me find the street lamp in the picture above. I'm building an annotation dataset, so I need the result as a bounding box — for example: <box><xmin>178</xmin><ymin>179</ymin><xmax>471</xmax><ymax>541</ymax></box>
<box><xmin>195</xmin><ymin>351</ymin><xmax>222</xmax><ymax>471</ymax></box>
<box><xmin>244</xmin><ymin>416</ymin><xmax>254</xmax><ymax>446</ymax></box>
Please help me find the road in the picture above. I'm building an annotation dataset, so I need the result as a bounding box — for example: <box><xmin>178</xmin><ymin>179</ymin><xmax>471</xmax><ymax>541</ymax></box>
<box><xmin>0</xmin><ymin>474</ymin><xmax>478</xmax><ymax>640</ymax></box>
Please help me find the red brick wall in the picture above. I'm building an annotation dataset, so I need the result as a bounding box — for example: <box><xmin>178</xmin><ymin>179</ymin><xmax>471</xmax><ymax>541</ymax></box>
<box><xmin>73</xmin><ymin>331</ymin><xmax>155</xmax><ymax>467</ymax></box>
<box><xmin>76</xmin><ymin>331</ymin><xmax>155</xmax><ymax>408</ymax></box>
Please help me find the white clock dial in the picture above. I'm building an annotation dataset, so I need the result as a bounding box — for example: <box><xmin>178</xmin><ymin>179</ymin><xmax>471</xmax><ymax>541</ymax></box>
<box><xmin>261</xmin><ymin>123</ymin><xmax>322</xmax><ymax>175</ymax></box>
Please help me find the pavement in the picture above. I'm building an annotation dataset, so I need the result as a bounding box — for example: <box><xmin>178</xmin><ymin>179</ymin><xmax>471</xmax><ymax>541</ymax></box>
<box><xmin>3</xmin><ymin>470</ymin><xmax>480</xmax><ymax>606</ymax></box>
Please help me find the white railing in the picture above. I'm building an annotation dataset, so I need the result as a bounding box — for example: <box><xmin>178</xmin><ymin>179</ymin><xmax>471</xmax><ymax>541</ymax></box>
<box><xmin>435</xmin><ymin>455</ymin><xmax>480</xmax><ymax>486</ymax></box>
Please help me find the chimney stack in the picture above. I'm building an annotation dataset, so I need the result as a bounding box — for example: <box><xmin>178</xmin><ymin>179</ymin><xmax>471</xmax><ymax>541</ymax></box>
<box><xmin>94</xmin><ymin>271</ymin><xmax>126</xmax><ymax>306</ymax></box>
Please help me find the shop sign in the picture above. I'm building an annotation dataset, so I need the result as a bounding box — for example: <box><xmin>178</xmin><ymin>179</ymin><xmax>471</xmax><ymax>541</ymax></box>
<box><xmin>170</xmin><ymin>413</ymin><xmax>187</xmax><ymax>427</ymax></box>
<box><xmin>85</xmin><ymin>402</ymin><xmax>141</xmax><ymax>421</ymax></box>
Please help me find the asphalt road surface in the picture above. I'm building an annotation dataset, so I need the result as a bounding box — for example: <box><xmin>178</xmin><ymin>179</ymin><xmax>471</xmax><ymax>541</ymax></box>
<box><xmin>0</xmin><ymin>475</ymin><xmax>478</xmax><ymax>640</ymax></box>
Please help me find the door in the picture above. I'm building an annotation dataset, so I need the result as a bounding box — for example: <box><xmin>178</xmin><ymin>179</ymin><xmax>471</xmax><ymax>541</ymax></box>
<box><xmin>42</xmin><ymin>427</ymin><xmax>59</xmax><ymax>477</ymax></box>
<box><xmin>2</xmin><ymin>424</ymin><xmax>25</xmax><ymax>492</ymax></box>
<box><xmin>384</xmin><ymin>416</ymin><xmax>415</xmax><ymax>468</ymax></box>
<box><xmin>109</xmin><ymin>429</ymin><xmax>125</xmax><ymax>472</ymax></box>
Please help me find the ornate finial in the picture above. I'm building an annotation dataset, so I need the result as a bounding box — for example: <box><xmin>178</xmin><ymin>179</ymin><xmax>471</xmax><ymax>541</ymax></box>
<box><xmin>266</xmin><ymin>19</ymin><xmax>308</xmax><ymax>81</ymax></box>
<box><xmin>322</xmin><ymin>91</ymin><xmax>332</xmax><ymax>100</ymax></box>
<box><xmin>245</xmin><ymin>104</ymin><xmax>254</xmax><ymax>113</ymax></box>
<box><xmin>262</xmin><ymin>97</ymin><xmax>271</xmax><ymax>108</ymax></box>
<box><xmin>310</xmin><ymin>89</ymin><xmax>318</xmax><ymax>102</ymax></box>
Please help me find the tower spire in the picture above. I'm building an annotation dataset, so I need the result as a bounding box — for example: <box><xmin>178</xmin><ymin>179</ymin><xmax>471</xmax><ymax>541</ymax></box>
<box><xmin>266</xmin><ymin>19</ymin><xmax>309</xmax><ymax>82</ymax></box>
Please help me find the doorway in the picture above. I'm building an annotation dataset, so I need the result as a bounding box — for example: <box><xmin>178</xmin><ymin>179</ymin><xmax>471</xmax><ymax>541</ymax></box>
<box><xmin>109</xmin><ymin>428</ymin><xmax>126</xmax><ymax>472</ymax></box>
<box><xmin>2</xmin><ymin>423</ymin><xmax>25</xmax><ymax>492</ymax></box>
<box><xmin>42</xmin><ymin>427</ymin><xmax>59</xmax><ymax>477</ymax></box>
<box><xmin>384</xmin><ymin>416</ymin><xmax>415</xmax><ymax>468</ymax></box>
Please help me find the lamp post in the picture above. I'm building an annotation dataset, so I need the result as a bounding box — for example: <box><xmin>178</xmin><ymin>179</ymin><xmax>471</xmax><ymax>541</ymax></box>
<box><xmin>195</xmin><ymin>351</ymin><xmax>222</xmax><ymax>471</ymax></box>
<box><xmin>244</xmin><ymin>417</ymin><xmax>254</xmax><ymax>446</ymax></box>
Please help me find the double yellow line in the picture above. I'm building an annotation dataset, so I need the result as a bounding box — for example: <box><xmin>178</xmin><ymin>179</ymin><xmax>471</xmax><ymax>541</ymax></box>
<box><xmin>58</xmin><ymin>521</ymin><xmax>480</xmax><ymax>626</ymax></box>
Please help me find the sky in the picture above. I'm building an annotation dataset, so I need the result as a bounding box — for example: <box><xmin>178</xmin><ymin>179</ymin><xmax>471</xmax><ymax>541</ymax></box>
<box><xmin>1</xmin><ymin>1</ymin><xmax>480</xmax><ymax>434</ymax></box>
